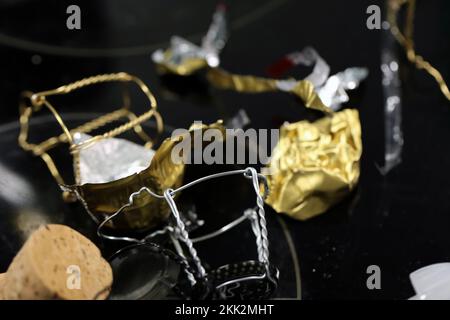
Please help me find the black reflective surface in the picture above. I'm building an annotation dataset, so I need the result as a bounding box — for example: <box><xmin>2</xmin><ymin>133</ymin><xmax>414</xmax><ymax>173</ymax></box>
<box><xmin>108</xmin><ymin>243</ymin><xmax>182</xmax><ymax>300</ymax></box>
<box><xmin>0</xmin><ymin>0</ymin><xmax>450</xmax><ymax>300</ymax></box>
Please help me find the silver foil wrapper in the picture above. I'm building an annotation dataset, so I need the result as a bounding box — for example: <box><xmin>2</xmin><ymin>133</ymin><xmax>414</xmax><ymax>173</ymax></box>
<box><xmin>74</xmin><ymin>133</ymin><xmax>155</xmax><ymax>184</ymax></box>
<box><xmin>274</xmin><ymin>47</ymin><xmax>368</xmax><ymax>111</ymax></box>
<box><xmin>317</xmin><ymin>67</ymin><xmax>369</xmax><ymax>110</ymax></box>
<box><xmin>152</xmin><ymin>5</ymin><xmax>227</xmax><ymax>69</ymax></box>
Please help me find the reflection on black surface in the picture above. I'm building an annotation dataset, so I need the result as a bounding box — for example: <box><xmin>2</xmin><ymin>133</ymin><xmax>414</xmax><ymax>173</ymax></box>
<box><xmin>109</xmin><ymin>243</ymin><xmax>181</xmax><ymax>300</ymax></box>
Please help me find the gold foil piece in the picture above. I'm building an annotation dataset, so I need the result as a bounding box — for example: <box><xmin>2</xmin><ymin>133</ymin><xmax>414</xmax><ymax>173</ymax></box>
<box><xmin>265</xmin><ymin>109</ymin><xmax>362</xmax><ymax>220</ymax></box>
<box><xmin>206</xmin><ymin>68</ymin><xmax>332</xmax><ymax>113</ymax></box>
<box><xmin>155</xmin><ymin>49</ymin><xmax>208</xmax><ymax>76</ymax></box>
<box><xmin>154</xmin><ymin>44</ymin><xmax>332</xmax><ymax>113</ymax></box>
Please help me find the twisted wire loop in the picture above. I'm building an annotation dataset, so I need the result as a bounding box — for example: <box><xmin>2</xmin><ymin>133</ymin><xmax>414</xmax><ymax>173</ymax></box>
<box><xmin>247</xmin><ymin>208</ymin><xmax>264</xmax><ymax>262</ymax></box>
<box><xmin>244</xmin><ymin>167</ymin><xmax>279</xmax><ymax>288</ymax></box>
<box><xmin>164</xmin><ymin>189</ymin><xmax>207</xmax><ymax>285</ymax></box>
<box><xmin>246</xmin><ymin>169</ymin><xmax>270</xmax><ymax>262</ymax></box>
<box><xmin>168</xmin><ymin>234</ymin><xmax>198</xmax><ymax>287</ymax></box>
<box><xmin>388</xmin><ymin>0</ymin><xmax>450</xmax><ymax>101</ymax></box>
<box><xmin>96</xmin><ymin>167</ymin><xmax>275</xmax><ymax>293</ymax></box>
<box><xmin>18</xmin><ymin>72</ymin><xmax>163</xmax><ymax>191</ymax></box>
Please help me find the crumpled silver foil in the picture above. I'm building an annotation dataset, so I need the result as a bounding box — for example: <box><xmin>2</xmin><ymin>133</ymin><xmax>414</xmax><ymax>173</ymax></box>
<box><xmin>274</xmin><ymin>47</ymin><xmax>368</xmax><ymax>111</ymax></box>
<box><xmin>317</xmin><ymin>67</ymin><xmax>369</xmax><ymax>110</ymax></box>
<box><xmin>73</xmin><ymin>133</ymin><xmax>155</xmax><ymax>184</ymax></box>
<box><xmin>152</xmin><ymin>5</ymin><xmax>227</xmax><ymax>69</ymax></box>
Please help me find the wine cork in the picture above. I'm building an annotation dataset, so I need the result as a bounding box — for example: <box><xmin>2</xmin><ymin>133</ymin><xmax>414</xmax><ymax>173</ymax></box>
<box><xmin>0</xmin><ymin>273</ymin><xmax>5</xmax><ymax>299</ymax></box>
<box><xmin>0</xmin><ymin>224</ymin><xmax>112</xmax><ymax>300</ymax></box>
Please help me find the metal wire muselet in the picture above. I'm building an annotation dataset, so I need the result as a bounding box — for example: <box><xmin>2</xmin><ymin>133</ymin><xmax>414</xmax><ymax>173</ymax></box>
<box><xmin>97</xmin><ymin>167</ymin><xmax>279</xmax><ymax>299</ymax></box>
<box><xmin>18</xmin><ymin>72</ymin><xmax>162</xmax><ymax>190</ymax></box>
<box><xmin>16</xmin><ymin>73</ymin><xmax>192</xmax><ymax>231</ymax></box>
<box><xmin>388</xmin><ymin>0</ymin><xmax>450</xmax><ymax>101</ymax></box>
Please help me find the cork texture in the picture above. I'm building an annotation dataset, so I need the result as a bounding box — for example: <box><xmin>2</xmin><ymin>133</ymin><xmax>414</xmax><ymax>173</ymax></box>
<box><xmin>0</xmin><ymin>224</ymin><xmax>112</xmax><ymax>300</ymax></box>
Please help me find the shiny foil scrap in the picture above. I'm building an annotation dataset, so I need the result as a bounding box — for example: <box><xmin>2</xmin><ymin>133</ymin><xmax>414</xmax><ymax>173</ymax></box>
<box><xmin>152</xmin><ymin>5</ymin><xmax>227</xmax><ymax>75</ymax></box>
<box><xmin>265</xmin><ymin>109</ymin><xmax>362</xmax><ymax>220</ymax></box>
<box><xmin>74</xmin><ymin>133</ymin><xmax>155</xmax><ymax>185</ymax></box>
<box><xmin>268</xmin><ymin>47</ymin><xmax>368</xmax><ymax>111</ymax></box>
<box><xmin>206</xmin><ymin>68</ymin><xmax>333</xmax><ymax>114</ymax></box>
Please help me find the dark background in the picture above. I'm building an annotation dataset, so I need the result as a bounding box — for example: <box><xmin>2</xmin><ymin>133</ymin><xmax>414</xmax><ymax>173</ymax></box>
<box><xmin>0</xmin><ymin>0</ymin><xmax>449</xmax><ymax>300</ymax></box>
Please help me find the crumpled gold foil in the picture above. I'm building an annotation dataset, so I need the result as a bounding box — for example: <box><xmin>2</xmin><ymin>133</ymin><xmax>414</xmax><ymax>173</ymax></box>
<box><xmin>265</xmin><ymin>109</ymin><xmax>362</xmax><ymax>220</ymax></box>
<box><xmin>206</xmin><ymin>68</ymin><xmax>332</xmax><ymax>113</ymax></box>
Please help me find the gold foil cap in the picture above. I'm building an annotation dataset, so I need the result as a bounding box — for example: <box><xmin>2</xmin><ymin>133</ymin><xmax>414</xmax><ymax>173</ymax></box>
<box><xmin>62</xmin><ymin>121</ymin><xmax>225</xmax><ymax>230</ymax></box>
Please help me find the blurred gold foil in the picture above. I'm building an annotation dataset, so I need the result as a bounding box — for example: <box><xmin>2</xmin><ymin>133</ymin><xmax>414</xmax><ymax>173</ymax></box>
<box><xmin>155</xmin><ymin>49</ymin><xmax>208</xmax><ymax>76</ymax></box>
<box><xmin>265</xmin><ymin>109</ymin><xmax>362</xmax><ymax>220</ymax></box>
<box><xmin>206</xmin><ymin>68</ymin><xmax>332</xmax><ymax>113</ymax></box>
